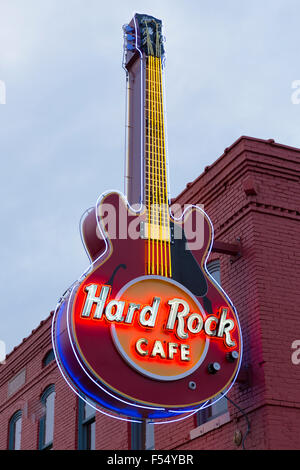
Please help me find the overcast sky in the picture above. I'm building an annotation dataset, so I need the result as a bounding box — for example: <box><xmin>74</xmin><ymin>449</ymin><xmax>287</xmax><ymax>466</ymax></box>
<box><xmin>1</xmin><ymin>0</ymin><xmax>300</xmax><ymax>355</ymax></box>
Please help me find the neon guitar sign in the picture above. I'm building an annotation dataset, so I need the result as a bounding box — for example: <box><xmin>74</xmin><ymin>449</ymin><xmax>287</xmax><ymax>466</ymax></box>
<box><xmin>52</xmin><ymin>13</ymin><xmax>242</xmax><ymax>422</ymax></box>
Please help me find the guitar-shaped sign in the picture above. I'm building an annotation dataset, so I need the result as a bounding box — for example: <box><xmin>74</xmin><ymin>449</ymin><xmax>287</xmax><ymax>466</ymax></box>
<box><xmin>52</xmin><ymin>13</ymin><xmax>242</xmax><ymax>421</ymax></box>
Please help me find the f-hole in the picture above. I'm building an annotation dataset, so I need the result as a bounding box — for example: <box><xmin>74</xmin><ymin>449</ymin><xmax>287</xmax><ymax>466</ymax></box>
<box><xmin>108</xmin><ymin>264</ymin><xmax>127</xmax><ymax>287</ymax></box>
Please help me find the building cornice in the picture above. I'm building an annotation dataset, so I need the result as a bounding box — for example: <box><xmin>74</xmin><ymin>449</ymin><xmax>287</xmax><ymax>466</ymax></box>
<box><xmin>174</xmin><ymin>136</ymin><xmax>300</xmax><ymax>208</ymax></box>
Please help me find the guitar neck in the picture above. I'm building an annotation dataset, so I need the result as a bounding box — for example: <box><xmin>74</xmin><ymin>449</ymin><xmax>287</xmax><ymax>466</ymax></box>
<box><xmin>145</xmin><ymin>55</ymin><xmax>169</xmax><ymax>226</ymax></box>
<box><xmin>124</xmin><ymin>14</ymin><xmax>172</xmax><ymax>277</ymax></box>
<box><xmin>145</xmin><ymin>55</ymin><xmax>172</xmax><ymax>277</ymax></box>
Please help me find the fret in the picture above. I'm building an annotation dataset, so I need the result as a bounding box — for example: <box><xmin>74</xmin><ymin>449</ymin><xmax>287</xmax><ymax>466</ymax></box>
<box><xmin>145</xmin><ymin>172</ymin><xmax>167</xmax><ymax>179</ymax></box>
<box><xmin>144</xmin><ymin>183</ymin><xmax>168</xmax><ymax>190</ymax></box>
<box><xmin>145</xmin><ymin>104</ymin><xmax>163</xmax><ymax>112</ymax></box>
<box><xmin>145</xmin><ymin>145</ymin><xmax>166</xmax><ymax>152</ymax></box>
<box><xmin>145</xmin><ymin>180</ymin><xmax>168</xmax><ymax>186</ymax></box>
<box><xmin>145</xmin><ymin>158</ymin><xmax>166</xmax><ymax>168</ymax></box>
<box><xmin>145</xmin><ymin>135</ymin><xmax>165</xmax><ymax>142</ymax></box>
<box><xmin>146</xmin><ymin>77</ymin><xmax>164</xmax><ymax>84</ymax></box>
<box><xmin>145</xmin><ymin>136</ymin><xmax>164</xmax><ymax>141</ymax></box>
<box><xmin>144</xmin><ymin>192</ymin><xmax>168</xmax><ymax>199</ymax></box>
<box><xmin>145</xmin><ymin>86</ymin><xmax>163</xmax><ymax>93</ymax></box>
<box><xmin>144</xmin><ymin>170</ymin><xmax>167</xmax><ymax>177</ymax></box>
<box><xmin>145</xmin><ymin>193</ymin><xmax>168</xmax><ymax>202</ymax></box>
<box><xmin>145</xmin><ymin>91</ymin><xmax>163</xmax><ymax>99</ymax></box>
<box><xmin>145</xmin><ymin>165</ymin><xmax>166</xmax><ymax>171</ymax></box>
<box><xmin>145</xmin><ymin>106</ymin><xmax>164</xmax><ymax>114</ymax></box>
<box><xmin>145</xmin><ymin>94</ymin><xmax>163</xmax><ymax>102</ymax></box>
<box><xmin>145</xmin><ymin>143</ymin><xmax>166</xmax><ymax>150</ymax></box>
<box><xmin>145</xmin><ymin>187</ymin><xmax>167</xmax><ymax>193</ymax></box>
<box><xmin>145</xmin><ymin>198</ymin><xmax>169</xmax><ymax>206</ymax></box>
<box><xmin>145</xmin><ymin>128</ymin><xmax>165</xmax><ymax>135</ymax></box>
<box><xmin>145</xmin><ymin>169</ymin><xmax>167</xmax><ymax>176</ymax></box>
<box><xmin>145</xmin><ymin>119</ymin><xmax>164</xmax><ymax>126</ymax></box>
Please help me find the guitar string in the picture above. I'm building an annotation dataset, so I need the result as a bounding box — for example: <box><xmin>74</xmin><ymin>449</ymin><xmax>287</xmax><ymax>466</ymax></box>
<box><xmin>151</xmin><ymin>55</ymin><xmax>156</xmax><ymax>275</ymax></box>
<box><xmin>158</xmin><ymin>56</ymin><xmax>172</xmax><ymax>277</ymax></box>
<box><xmin>151</xmin><ymin>55</ymin><xmax>158</xmax><ymax>275</ymax></box>
<box><xmin>147</xmin><ymin>57</ymin><xmax>151</xmax><ymax>275</ymax></box>
<box><xmin>153</xmin><ymin>55</ymin><xmax>159</xmax><ymax>275</ymax></box>
<box><xmin>155</xmin><ymin>57</ymin><xmax>167</xmax><ymax>275</ymax></box>
<box><xmin>149</xmin><ymin>56</ymin><xmax>154</xmax><ymax>274</ymax></box>
<box><xmin>156</xmin><ymin>56</ymin><xmax>167</xmax><ymax>277</ymax></box>
<box><xmin>155</xmin><ymin>26</ymin><xmax>165</xmax><ymax>277</ymax></box>
<box><xmin>155</xmin><ymin>56</ymin><xmax>164</xmax><ymax>276</ymax></box>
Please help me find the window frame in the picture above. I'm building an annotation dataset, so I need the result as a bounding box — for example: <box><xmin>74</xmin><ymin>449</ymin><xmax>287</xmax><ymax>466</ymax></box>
<box><xmin>38</xmin><ymin>385</ymin><xmax>55</xmax><ymax>450</ymax></box>
<box><xmin>206</xmin><ymin>259</ymin><xmax>221</xmax><ymax>285</ymax></box>
<box><xmin>196</xmin><ymin>395</ymin><xmax>228</xmax><ymax>426</ymax></box>
<box><xmin>130</xmin><ymin>421</ymin><xmax>143</xmax><ymax>450</ymax></box>
<box><xmin>129</xmin><ymin>419</ymin><xmax>155</xmax><ymax>450</ymax></box>
<box><xmin>42</xmin><ymin>349</ymin><xmax>55</xmax><ymax>368</ymax></box>
<box><xmin>78</xmin><ymin>396</ymin><xmax>96</xmax><ymax>450</ymax></box>
<box><xmin>8</xmin><ymin>410</ymin><xmax>22</xmax><ymax>450</ymax></box>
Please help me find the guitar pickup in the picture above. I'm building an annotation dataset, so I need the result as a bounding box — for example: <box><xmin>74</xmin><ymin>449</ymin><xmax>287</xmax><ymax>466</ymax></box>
<box><xmin>140</xmin><ymin>222</ymin><xmax>174</xmax><ymax>243</ymax></box>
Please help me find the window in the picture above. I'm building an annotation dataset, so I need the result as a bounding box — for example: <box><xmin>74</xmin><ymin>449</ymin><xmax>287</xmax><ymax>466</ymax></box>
<box><xmin>8</xmin><ymin>410</ymin><xmax>22</xmax><ymax>450</ymax></box>
<box><xmin>8</xmin><ymin>368</ymin><xmax>26</xmax><ymax>397</ymax></box>
<box><xmin>130</xmin><ymin>420</ymin><xmax>155</xmax><ymax>450</ymax></box>
<box><xmin>39</xmin><ymin>385</ymin><xmax>55</xmax><ymax>450</ymax></box>
<box><xmin>78</xmin><ymin>397</ymin><xmax>96</xmax><ymax>450</ymax></box>
<box><xmin>207</xmin><ymin>259</ymin><xmax>220</xmax><ymax>285</ymax></box>
<box><xmin>42</xmin><ymin>349</ymin><xmax>55</xmax><ymax>367</ymax></box>
<box><xmin>196</xmin><ymin>394</ymin><xmax>228</xmax><ymax>426</ymax></box>
<box><xmin>130</xmin><ymin>422</ymin><xmax>143</xmax><ymax>450</ymax></box>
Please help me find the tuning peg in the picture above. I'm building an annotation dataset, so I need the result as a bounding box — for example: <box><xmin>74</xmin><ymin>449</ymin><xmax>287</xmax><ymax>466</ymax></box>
<box><xmin>125</xmin><ymin>25</ymin><xmax>134</xmax><ymax>33</ymax></box>
<box><xmin>126</xmin><ymin>34</ymin><xmax>135</xmax><ymax>41</ymax></box>
<box><xmin>126</xmin><ymin>43</ymin><xmax>135</xmax><ymax>51</ymax></box>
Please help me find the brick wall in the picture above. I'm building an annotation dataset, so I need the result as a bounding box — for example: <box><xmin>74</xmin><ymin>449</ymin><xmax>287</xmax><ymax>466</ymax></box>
<box><xmin>0</xmin><ymin>314</ymin><xmax>130</xmax><ymax>450</ymax></box>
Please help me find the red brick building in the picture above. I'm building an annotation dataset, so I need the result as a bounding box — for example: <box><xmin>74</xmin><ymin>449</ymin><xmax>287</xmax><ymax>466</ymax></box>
<box><xmin>1</xmin><ymin>135</ymin><xmax>299</xmax><ymax>450</ymax></box>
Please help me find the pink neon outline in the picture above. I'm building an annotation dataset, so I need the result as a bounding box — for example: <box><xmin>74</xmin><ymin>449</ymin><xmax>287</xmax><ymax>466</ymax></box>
<box><xmin>51</xmin><ymin>13</ymin><xmax>242</xmax><ymax>424</ymax></box>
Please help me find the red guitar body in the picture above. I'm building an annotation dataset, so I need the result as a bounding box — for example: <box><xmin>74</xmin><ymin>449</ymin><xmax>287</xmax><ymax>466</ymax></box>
<box><xmin>53</xmin><ymin>191</ymin><xmax>242</xmax><ymax>420</ymax></box>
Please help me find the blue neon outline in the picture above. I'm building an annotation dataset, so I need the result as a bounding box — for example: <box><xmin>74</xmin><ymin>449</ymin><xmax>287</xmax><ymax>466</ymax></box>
<box><xmin>53</xmin><ymin>299</ymin><xmax>145</xmax><ymax>421</ymax></box>
<box><xmin>52</xmin><ymin>298</ymin><xmax>214</xmax><ymax>422</ymax></box>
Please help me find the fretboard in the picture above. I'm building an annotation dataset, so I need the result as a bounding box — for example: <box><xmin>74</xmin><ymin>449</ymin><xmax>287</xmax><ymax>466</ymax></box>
<box><xmin>145</xmin><ymin>55</ymin><xmax>172</xmax><ymax>277</ymax></box>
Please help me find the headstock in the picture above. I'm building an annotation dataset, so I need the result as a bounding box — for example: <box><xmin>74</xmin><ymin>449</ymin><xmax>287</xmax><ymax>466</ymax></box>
<box><xmin>123</xmin><ymin>13</ymin><xmax>165</xmax><ymax>59</ymax></box>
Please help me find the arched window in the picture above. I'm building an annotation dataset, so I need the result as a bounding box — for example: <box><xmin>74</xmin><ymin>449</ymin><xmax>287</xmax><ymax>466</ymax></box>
<box><xmin>42</xmin><ymin>349</ymin><xmax>55</xmax><ymax>367</ymax></box>
<box><xmin>8</xmin><ymin>410</ymin><xmax>22</xmax><ymax>450</ymax></box>
<box><xmin>78</xmin><ymin>396</ymin><xmax>96</xmax><ymax>450</ymax></box>
<box><xmin>39</xmin><ymin>385</ymin><xmax>55</xmax><ymax>450</ymax></box>
<box><xmin>207</xmin><ymin>259</ymin><xmax>221</xmax><ymax>285</ymax></box>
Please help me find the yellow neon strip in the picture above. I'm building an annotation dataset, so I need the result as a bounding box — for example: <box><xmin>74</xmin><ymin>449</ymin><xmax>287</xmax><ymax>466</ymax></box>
<box><xmin>144</xmin><ymin>55</ymin><xmax>172</xmax><ymax>278</ymax></box>
<box><xmin>147</xmin><ymin>59</ymin><xmax>151</xmax><ymax>275</ymax></box>
<box><xmin>150</xmin><ymin>56</ymin><xmax>155</xmax><ymax>275</ymax></box>
<box><xmin>155</xmin><ymin>57</ymin><xmax>163</xmax><ymax>276</ymax></box>
<box><xmin>153</xmin><ymin>56</ymin><xmax>159</xmax><ymax>275</ymax></box>
<box><xmin>156</xmin><ymin>57</ymin><xmax>167</xmax><ymax>277</ymax></box>
<box><xmin>158</xmin><ymin>58</ymin><xmax>172</xmax><ymax>278</ymax></box>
